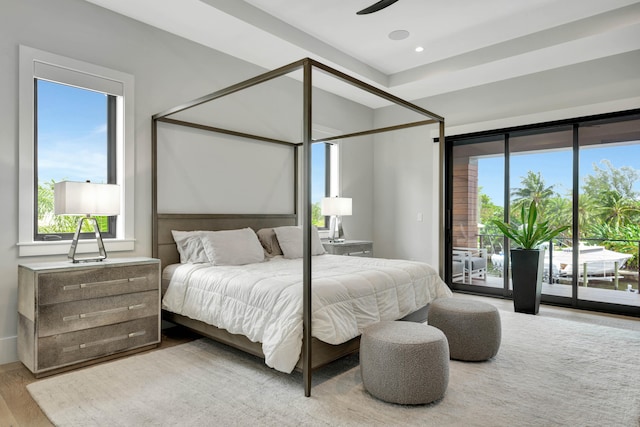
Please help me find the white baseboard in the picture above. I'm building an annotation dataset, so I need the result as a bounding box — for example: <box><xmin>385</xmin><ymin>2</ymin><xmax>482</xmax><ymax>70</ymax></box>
<box><xmin>0</xmin><ymin>336</ymin><xmax>18</xmax><ymax>365</ymax></box>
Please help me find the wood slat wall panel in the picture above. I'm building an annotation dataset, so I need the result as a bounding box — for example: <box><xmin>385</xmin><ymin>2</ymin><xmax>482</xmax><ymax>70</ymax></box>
<box><xmin>452</xmin><ymin>162</ymin><xmax>479</xmax><ymax>248</ymax></box>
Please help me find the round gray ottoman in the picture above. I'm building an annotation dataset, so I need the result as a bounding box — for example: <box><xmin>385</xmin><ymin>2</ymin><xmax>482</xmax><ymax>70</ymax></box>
<box><xmin>360</xmin><ymin>321</ymin><xmax>449</xmax><ymax>405</ymax></box>
<box><xmin>427</xmin><ymin>298</ymin><xmax>501</xmax><ymax>361</ymax></box>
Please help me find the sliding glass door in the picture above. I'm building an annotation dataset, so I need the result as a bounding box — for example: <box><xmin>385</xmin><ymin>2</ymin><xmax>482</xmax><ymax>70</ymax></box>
<box><xmin>577</xmin><ymin>118</ymin><xmax>640</xmax><ymax>307</ymax></box>
<box><xmin>509</xmin><ymin>128</ymin><xmax>573</xmax><ymax>298</ymax></box>
<box><xmin>446</xmin><ymin>110</ymin><xmax>640</xmax><ymax>316</ymax></box>
<box><xmin>451</xmin><ymin>136</ymin><xmax>505</xmax><ymax>294</ymax></box>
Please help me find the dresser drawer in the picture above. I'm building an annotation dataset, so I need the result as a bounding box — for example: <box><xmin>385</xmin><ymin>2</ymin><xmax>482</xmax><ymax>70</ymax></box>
<box><xmin>37</xmin><ymin>316</ymin><xmax>159</xmax><ymax>370</ymax></box>
<box><xmin>38</xmin><ymin>264</ymin><xmax>159</xmax><ymax>305</ymax></box>
<box><xmin>38</xmin><ymin>290</ymin><xmax>159</xmax><ymax>337</ymax></box>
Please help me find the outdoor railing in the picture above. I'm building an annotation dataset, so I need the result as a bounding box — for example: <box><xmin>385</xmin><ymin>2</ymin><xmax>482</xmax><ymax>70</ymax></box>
<box><xmin>478</xmin><ymin>234</ymin><xmax>640</xmax><ymax>288</ymax></box>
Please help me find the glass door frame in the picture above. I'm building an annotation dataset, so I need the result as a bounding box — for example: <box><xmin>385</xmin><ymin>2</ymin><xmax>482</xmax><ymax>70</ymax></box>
<box><xmin>444</xmin><ymin>109</ymin><xmax>640</xmax><ymax>317</ymax></box>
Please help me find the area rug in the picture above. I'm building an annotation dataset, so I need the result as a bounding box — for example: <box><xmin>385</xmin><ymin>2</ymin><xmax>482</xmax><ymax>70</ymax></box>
<box><xmin>28</xmin><ymin>307</ymin><xmax>640</xmax><ymax>426</ymax></box>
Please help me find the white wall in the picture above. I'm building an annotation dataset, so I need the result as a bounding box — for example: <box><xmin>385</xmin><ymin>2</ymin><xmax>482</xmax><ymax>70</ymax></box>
<box><xmin>312</xmin><ymin>92</ymin><xmax>375</xmax><ymax>243</ymax></box>
<box><xmin>372</xmin><ymin>122</ymin><xmax>441</xmax><ymax>266</ymax></box>
<box><xmin>417</xmin><ymin>51</ymin><xmax>640</xmax><ymax>136</ymax></box>
<box><xmin>339</xmin><ymin>136</ymin><xmax>374</xmax><ymax>243</ymax></box>
<box><xmin>156</xmin><ymin>125</ymin><xmax>296</xmax><ymax>215</ymax></box>
<box><xmin>0</xmin><ymin>0</ymin><xmax>374</xmax><ymax>364</ymax></box>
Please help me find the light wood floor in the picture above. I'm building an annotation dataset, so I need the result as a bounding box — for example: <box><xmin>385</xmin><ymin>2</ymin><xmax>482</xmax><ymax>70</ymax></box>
<box><xmin>0</xmin><ymin>327</ymin><xmax>200</xmax><ymax>427</ymax></box>
<box><xmin>1</xmin><ymin>296</ymin><xmax>638</xmax><ymax>426</ymax></box>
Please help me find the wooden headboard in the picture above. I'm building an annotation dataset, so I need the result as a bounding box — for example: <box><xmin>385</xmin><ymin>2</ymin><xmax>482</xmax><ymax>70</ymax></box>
<box><xmin>154</xmin><ymin>213</ymin><xmax>297</xmax><ymax>269</ymax></box>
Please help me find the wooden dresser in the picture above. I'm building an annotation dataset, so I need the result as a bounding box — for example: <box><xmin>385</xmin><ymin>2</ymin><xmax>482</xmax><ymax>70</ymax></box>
<box><xmin>18</xmin><ymin>257</ymin><xmax>161</xmax><ymax>377</ymax></box>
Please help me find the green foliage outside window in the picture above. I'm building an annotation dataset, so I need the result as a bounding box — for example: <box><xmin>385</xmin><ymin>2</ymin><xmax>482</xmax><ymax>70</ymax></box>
<box><xmin>312</xmin><ymin>202</ymin><xmax>324</xmax><ymax>228</ymax></box>
<box><xmin>485</xmin><ymin>160</ymin><xmax>640</xmax><ymax>269</ymax></box>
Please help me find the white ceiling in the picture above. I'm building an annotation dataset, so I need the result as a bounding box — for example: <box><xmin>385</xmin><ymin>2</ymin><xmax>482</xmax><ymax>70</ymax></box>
<box><xmin>84</xmin><ymin>0</ymin><xmax>640</xmax><ymax>113</ymax></box>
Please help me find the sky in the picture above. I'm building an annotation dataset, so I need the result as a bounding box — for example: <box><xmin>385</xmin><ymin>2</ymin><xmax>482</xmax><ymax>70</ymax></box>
<box><xmin>37</xmin><ymin>80</ymin><xmax>108</xmax><ymax>185</ymax></box>
<box><xmin>478</xmin><ymin>144</ymin><xmax>640</xmax><ymax>206</ymax></box>
<box><xmin>311</xmin><ymin>143</ymin><xmax>326</xmax><ymax>204</ymax></box>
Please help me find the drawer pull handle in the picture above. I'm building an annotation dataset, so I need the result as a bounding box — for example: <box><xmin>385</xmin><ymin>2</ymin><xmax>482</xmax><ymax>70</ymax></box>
<box><xmin>63</xmin><ymin>303</ymin><xmax>147</xmax><ymax>322</ymax></box>
<box><xmin>62</xmin><ymin>330</ymin><xmax>147</xmax><ymax>352</ymax></box>
<box><xmin>63</xmin><ymin>276</ymin><xmax>146</xmax><ymax>291</ymax></box>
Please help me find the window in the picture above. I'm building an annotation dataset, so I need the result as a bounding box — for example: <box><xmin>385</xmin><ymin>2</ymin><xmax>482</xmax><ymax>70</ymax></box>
<box><xmin>311</xmin><ymin>141</ymin><xmax>339</xmax><ymax>228</ymax></box>
<box><xmin>18</xmin><ymin>46</ymin><xmax>135</xmax><ymax>256</ymax></box>
<box><xmin>35</xmin><ymin>80</ymin><xmax>116</xmax><ymax>240</ymax></box>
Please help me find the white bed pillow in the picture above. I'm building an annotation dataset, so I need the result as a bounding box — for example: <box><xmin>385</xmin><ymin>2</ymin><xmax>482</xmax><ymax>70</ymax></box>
<box><xmin>273</xmin><ymin>226</ymin><xmax>326</xmax><ymax>259</ymax></box>
<box><xmin>171</xmin><ymin>230</ymin><xmax>208</xmax><ymax>263</ymax></box>
<box><xmin>200</xmin><ymin>227</ymin><xmax>265</xmax><ymax>266</ymax></box>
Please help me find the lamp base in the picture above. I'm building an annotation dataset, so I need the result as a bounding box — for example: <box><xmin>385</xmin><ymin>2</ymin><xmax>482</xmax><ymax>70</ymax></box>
<box><xmin>328</xmin><ymin>216</ymin><xmax>345</xmax><ymax>243</ymax></box>
<box><xmin>71</xmin><ymin>256</ymin><xmax>106</xmax><ymax>264</ymax></box>
<box><xmin>68</xmin><ymin>216</ymin><xmax>108</xmax><ymax>263</ymax></box>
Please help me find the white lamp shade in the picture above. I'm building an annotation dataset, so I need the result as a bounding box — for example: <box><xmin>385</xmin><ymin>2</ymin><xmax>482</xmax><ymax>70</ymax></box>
<box><xmin>54</xmin><ymin>181</ymin><xmax>121</xmax><ymax>216</ymax></box>
<box><xmin>321</xmin><ymin>197</ymin><xmax>352</xmax><ymax>216</ymax></box>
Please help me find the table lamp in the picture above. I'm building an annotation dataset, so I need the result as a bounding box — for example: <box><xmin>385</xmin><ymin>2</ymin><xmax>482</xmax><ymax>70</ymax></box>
<box><xmin>54</xmin><ymin>181</ymin><xmax>121</xmax><ymax>263</ymax></box>
<box><xmin>321</xmin><ymin>197</ymin><xmax>352</xmax><ymax>243</ymax></box>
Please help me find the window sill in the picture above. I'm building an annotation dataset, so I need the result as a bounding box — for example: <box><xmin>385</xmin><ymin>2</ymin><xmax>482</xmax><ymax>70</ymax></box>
<box><xmin>17</xmin><ymin>239</ymin><xmax>135</xmax><ymax>257</ymax></box>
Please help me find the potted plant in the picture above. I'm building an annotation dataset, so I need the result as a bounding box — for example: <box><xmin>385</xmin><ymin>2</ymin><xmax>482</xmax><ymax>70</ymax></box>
<box><xmin>491</xmin><ymin>201</ymin><xmax>569</xmax><ymax>314</ymax></box>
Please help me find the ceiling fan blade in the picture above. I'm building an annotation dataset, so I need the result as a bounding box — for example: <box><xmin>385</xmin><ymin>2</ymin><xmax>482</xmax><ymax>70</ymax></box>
<box><xmin>356</xmin><ymin>0</ymin><xmax>399</xmax><ymax>15</ymax></box>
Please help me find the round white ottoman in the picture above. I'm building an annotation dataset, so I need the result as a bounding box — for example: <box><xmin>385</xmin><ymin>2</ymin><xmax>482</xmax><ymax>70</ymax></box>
<box><xmin>427</xmin><ymin>298</ymin><xmax>501</xmax><ymax>361</ymax></box>
<box><xmin>360</xmin><ymin>321</ymin><xmax>449</xmax><ymax>405</ymax></box>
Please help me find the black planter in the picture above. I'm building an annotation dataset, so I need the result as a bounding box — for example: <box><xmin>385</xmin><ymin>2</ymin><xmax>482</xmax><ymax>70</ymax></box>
<box><xmin>510</xmin><ymin>249</ymin><xmax>545</xmax><ymax>314</ymax></box>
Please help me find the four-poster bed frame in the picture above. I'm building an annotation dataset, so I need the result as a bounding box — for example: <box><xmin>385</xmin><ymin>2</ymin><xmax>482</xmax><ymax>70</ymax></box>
<box><xmin>151</xmin><ymin>58</ymin><xmax>445</xmax><ymax>397</ymax></box>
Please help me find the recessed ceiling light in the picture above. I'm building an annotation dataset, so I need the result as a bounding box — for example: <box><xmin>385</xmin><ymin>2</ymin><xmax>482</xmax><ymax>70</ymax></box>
<box><xmin>415</xmin><ymin>46</ymin><xmax>424</xmax><ymax>52</ymax></box>
<box><xmin>388</xmin><ymin>30</ymin><xmax>410</xmax><ymax>40</ymax></box>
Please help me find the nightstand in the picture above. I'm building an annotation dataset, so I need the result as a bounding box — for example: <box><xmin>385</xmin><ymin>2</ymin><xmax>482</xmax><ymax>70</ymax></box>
<box><xmin>323</xmin><ymin>240</ymin><xmax>373</xmax><ymax>257</ymax></box>
<box><xmin>18</xmin><ymin>257</ymin><xmax>161</xmax><ymax>377</ymax></box>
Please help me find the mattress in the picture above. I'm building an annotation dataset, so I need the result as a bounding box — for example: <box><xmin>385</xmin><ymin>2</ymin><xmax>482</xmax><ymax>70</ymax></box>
<box><xmin>162</xmin><ymin>254</ymin><xmax>452</xmax><ymax>373</ymax></box>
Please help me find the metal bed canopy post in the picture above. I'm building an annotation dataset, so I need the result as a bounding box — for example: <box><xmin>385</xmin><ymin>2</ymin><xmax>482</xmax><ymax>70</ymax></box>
<box><xmin>439</xmin><ymin>121</ymin><xmax>446</xmax><ymax>278</ymax></box>
<box><xmin>151</xmin><ymin>57</ymin><xmax>445</xmax><ymax>397</ymax></box>
<box><xmin>302</xmin><ymin>59</ymin><xmax>313</xmax><ymax>397</ymax></box>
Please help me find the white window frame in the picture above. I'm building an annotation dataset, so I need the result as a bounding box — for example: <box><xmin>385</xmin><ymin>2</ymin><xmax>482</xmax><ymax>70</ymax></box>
<box><xmin>328</xmin><ymin>142</ymin><xmax>340</xmax><ymax>197</ymax></box>
<box><xmin>18</xmin><ymin>46</ymin><xmax>135</xmax><ymax>256</ymax></box>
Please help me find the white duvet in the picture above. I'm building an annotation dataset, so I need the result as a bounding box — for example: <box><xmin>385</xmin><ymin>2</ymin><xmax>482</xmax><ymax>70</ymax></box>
<box><xmin>162</xmin><ymin>254</ymin><xmax>452</xmax><ymax>373</ymax></box>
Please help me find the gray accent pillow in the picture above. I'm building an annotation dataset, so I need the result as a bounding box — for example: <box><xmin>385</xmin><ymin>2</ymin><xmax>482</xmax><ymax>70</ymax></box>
<box><xmin>256</xmin><ymin>228</ymin><xmax>283</xmax><ymax>257</ymax></box>
<box><xmin>273</xmin><ymin>226</ymin><xmax>326</xmax><ymax>259</ymax></box>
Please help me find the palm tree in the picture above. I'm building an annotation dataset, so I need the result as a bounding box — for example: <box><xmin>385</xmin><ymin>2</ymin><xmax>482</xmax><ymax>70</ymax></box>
<box><xmin>596</xmin><ymin>190</ymin><xmax>640</xmax><ymax>228</ymax></box>
<box><xmin>510</xmin><ymin>171</ymin><xmax>556</xmax><ymax>219</ymax></box>
<box><xmin>544</xmin><ymin>196</ymin><xmax>572</xmax><ymax>241</ymax></box>
<box><xmin>577</xmin><ymin>193</ymin><xmax>598</xmax><ymax>238</ymax></box>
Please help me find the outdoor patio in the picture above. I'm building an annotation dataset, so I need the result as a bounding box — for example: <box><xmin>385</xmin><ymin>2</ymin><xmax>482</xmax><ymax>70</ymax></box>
<box><xmin>472</xmin><ymin>274</ymin><xmax>640</xmax><ymax>307</ymax></box>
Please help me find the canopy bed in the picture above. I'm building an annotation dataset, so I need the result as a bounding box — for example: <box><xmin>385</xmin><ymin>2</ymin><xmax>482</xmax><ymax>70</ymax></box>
<box><xmin>152</xmin><ymin>58</ymin><xmax>447</xmax><ymax>396</ymax></box>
